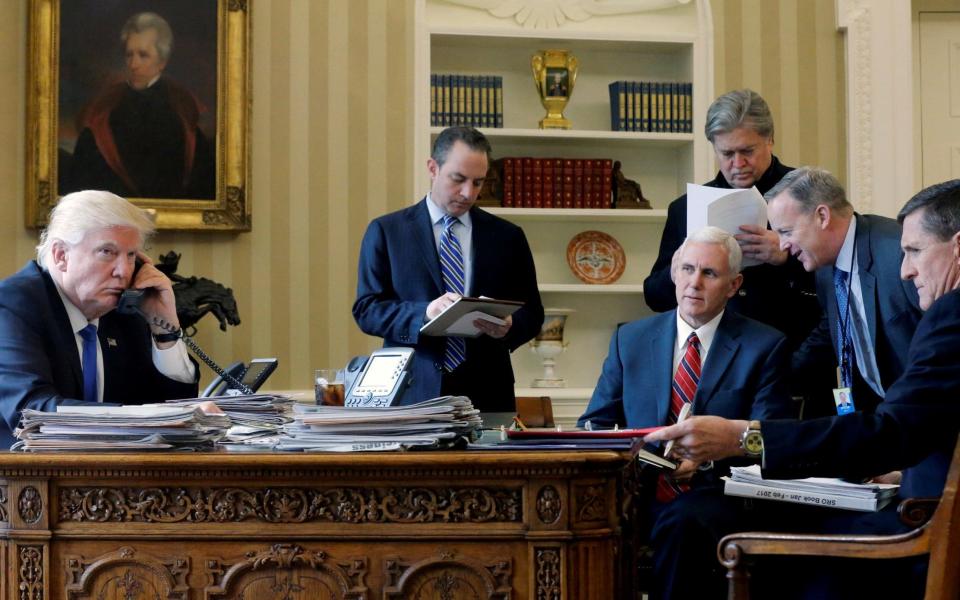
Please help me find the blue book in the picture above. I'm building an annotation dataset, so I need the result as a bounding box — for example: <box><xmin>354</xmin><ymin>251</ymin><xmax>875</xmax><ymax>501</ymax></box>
<box><xmin>608</xmin><ymin>81</ymin><xmax>622</xmax><ymax>131</ymax></box>
<box><xmin>430</xmin><ymin>74</ymin><xmax>437</xmax><ymax>126</ymax></box>
<box><xmin>495</xmin><ymin>76</ymin><xmax>503</xmax><ymax>128</ymax></box>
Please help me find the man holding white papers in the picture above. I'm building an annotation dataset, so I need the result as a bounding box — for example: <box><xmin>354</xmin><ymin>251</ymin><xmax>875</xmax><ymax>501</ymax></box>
<box><xmin>767</xmin><ymin>167</ymin><xmax>922</xmax><ymax>414</ymax></box>
<box><xmin>353</xmin><ymin>127</ymin><xmax>543</xmax><ymax>411</ymax></box>
<box><xmin>644</xmin><ymin>180</ymin><xmax>960</xmax><ymax>599</ymax></box>
<box><xmin>644</xmin><ymin>90</ymin><xmax>822</xmax><ymax>358</ymax></box>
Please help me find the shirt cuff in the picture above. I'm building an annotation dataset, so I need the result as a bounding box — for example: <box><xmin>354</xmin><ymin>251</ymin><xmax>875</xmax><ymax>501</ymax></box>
<box><xmin>152</xmin><ymin>339</ymin><xmax>197</xmax><ymax>384</ymax></box>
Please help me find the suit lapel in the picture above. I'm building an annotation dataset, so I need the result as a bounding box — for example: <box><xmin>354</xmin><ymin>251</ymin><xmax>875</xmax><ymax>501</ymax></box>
<box><xmin>409</xmin><ymin>198</ymin><xmax>444</xmax><ymax>292</ymax></box>
<box><xmin>855</xmin><ymin>216</ymin><xmax>880</xmax><ymax>345</ymax></box>
<box><xmin>470</xmin><ymin>209</ymin><xmax>492</xmax><ymax>293</ymax></box>
<box><xmin>818</xmin><ymin>267</ymin><xmax>840</xmax><ymax>352</ymax></box>
<box><xmin>39</xmin><ymin>267</ymin><xmax>85</xmax><ymax>395</ymax></box>
<box><xmin>695</xmin><ymin>313</ymin><xmax>740</xmax><ymax>413</ymax></box>
<box><xmin>650</xmin><ymin>312</ymin><xmax>678</xmax><ymax>425</ymax></box>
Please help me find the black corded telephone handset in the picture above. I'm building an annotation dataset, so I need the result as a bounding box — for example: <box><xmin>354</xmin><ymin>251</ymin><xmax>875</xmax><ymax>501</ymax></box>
<box><xmin>115</xmin><ymin>275</ymin><xmax>273</xmax><ymax>396</ymax></box>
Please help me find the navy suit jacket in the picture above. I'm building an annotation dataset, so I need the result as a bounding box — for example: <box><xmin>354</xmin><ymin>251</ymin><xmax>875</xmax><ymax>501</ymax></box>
<box><xmin>764</xmin><ymin>288</ymin><xmax>960</xmax><ymax>499</ymax></box>
<box><xmin>578</xmin><ymin>309</ymin><xmax>795</xmax><ymax>430</ymax></box>
<box><xmin>792</xmin><ymin>214</ymin><xmax>922</xmax><ymax>410</ymax></box>
<box><xmin>353</xmin><ymin>199</ymin><xmax>544</xmax><ymax>411</ymax></box>
<box><xmin>0</xmin><ymin>261</ymin><xmax>200</xmax><ymax>448</ymax></box>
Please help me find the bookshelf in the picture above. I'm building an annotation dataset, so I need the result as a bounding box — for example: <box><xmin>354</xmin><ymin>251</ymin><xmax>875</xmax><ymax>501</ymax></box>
<box><xmin>414</xmin><ymin>0</ymin><xmax>715</xmax><ymax>413</ymax></box>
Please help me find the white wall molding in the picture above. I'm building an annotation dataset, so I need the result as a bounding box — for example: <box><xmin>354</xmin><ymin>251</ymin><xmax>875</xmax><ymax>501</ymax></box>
<box><xmin>836</xmin><ymin>0</ymin><xmax>914</xmax><ymax>217</ymax></box>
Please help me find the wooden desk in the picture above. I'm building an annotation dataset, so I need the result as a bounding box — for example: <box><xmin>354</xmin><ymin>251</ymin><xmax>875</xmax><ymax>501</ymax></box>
<box><xmin>0</xmin><ymin>449</ymin><xmax>634</xmax><ymax>598</ymax></box>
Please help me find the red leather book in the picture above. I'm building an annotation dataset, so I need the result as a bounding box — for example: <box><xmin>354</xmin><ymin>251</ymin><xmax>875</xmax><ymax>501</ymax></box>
<box><xmin>582</xmin><ymin>159</ymin><xmax>595</xmax><ymax>208</ymax></box>
<box><xmin>521</xmin><ymin>157</ymin><xmax>535</xmax><ymax>207</ymax></box>
<box><xmin>501</xmin><ymin>158</ymin><xmax>516</xmax><ymax>207</ymax></box>
<box><xmin>541</xmin><ymin>159</ymin><xmax>554</xmax><ymax>208</ymax></box>
<box><xmin>600</xmin><ymin>159</ymin><xmax>613</xmax><ymax>208</ymax></box>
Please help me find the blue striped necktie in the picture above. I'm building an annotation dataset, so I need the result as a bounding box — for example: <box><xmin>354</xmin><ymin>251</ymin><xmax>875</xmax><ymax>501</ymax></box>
<box><xmin>78</xmin><ymin>324</ymin><xmax>98</xmax><ymax>402</ymax></box>
<box><xmin>439</xmin><ymin>214</ymin><xmax>466</xmax><ymax>371</ymax></box>
<box><xmin>834</xmin><ymin>267</ymin><xmax>855</xmax><ymax>388</ymax></box>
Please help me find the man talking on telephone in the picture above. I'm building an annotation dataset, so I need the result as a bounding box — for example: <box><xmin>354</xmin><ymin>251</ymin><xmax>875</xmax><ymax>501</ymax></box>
<box><xmin>0</xmin><ymin>190</ymin><xmax>199</xmax><ymax>448</ymax></box>
<box><xmin>353</xmin><ymin>126</ymin><xmax>544</xmax><ymax>411</ymax></box>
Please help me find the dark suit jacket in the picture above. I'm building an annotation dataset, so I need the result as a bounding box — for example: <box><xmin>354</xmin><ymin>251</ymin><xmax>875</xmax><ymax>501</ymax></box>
<box><xmin>764</xmin><ymin>288</ymin><xmax>960</xmax><ymax>499</ymax></box>
<box><xmin>352</xmin><ymin>199</ymin><xmax>544</xmax><ymax>411</ymax></box>
<box><xmin>0</xmin><ymin>261</ymin><xmax>200</xmax><ymax>448</ymax></box>
<box><xmin>792</xmin><ymin>214</ymin><xmax>922</xmax><ymax>412</ymax></box>
<box><xmin>642</xmin><ymin>157</ymin><xmax>822</xmax><ymax>353</ymax></box>
<box><xmin>578</xmin><ymin>309</ymin><xmax>795</xmax><ymax>429</ymax></box>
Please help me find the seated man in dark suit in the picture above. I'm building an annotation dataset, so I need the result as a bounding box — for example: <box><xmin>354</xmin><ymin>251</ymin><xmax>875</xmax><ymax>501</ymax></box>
<box><xmin>646</xmin><ymin>179</ymin><xmax>960</xmax><ymax>599</ymax></box>
<box><xmin>353</xmin><ymin>126</ymin><xmax>544</xmax><ymax>411</ymax></box>
<box><xmin>580</xmin><ymin>226</ymin><xmax>795</xmax><ymax>599</ymax></box>
<box><xmin>0</xmin><ymin>190</ymin><xmax>200</xmax><ymax>448</ymax></box>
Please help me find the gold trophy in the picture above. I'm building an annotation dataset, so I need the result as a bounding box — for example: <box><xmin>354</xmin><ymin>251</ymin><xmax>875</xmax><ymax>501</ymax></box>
<box><xmin>531</xmin><ymin>50</ymin><xmax>578</xmax><ymax>129</ymax></box>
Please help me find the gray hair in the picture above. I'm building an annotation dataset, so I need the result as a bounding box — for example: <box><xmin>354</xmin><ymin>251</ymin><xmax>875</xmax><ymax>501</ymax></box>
<box><xmin>897</xmin><ymin>179</ymin><xmax>960</xmax><ymax>241</ymax></box>
<box><xmin>121</xmin><ymin>12</ymin><xmax>174</xmax><ymax>62</ymax></box>
<box><xmin>431</xmin><ymin>126</ymin><xmax>492</xmax><ymax>167</ymax></box>
<box><xmin>674</xmin><ymin>225</ymin><xmax>743</xmax><ymax>275</ymax></box>
<box><xmin>37</xmin><ymin>190</ymin><xmax>156</xmax><ymax>268</ymax></box>
<box><xmin>705</xmin><ymin>89</ymin><xmax>775</xmax><ymax>143</ymax></box>
<box><xmin>764</xmin><ymin>166</ymin><xmax>852</xmax><ymax>215</ymax></box>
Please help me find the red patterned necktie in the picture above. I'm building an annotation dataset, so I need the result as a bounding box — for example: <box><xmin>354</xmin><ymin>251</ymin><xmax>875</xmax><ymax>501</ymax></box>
<box><xmin>656</xmin><ymin>331</ymin><xmax>701</xmax><ymax>503</ymax></box>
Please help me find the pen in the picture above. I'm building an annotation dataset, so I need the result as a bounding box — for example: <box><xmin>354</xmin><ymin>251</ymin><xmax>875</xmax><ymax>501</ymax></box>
<box><xmin>663</xmin><ymin>402</ymin><xmax>692</xmax><ymax>458</ymax></box>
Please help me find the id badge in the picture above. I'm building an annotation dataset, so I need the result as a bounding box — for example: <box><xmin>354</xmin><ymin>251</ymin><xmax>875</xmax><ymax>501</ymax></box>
<box><xmin>833</xmin><ymin>387</ymin><xmax>855</xmax><ymax>415</ymax></box>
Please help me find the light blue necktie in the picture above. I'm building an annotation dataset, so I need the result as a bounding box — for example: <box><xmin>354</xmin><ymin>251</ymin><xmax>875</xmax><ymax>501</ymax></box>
<box><xmin>78</xmin><ymin>324</ymin><xmax>98</xmax><ymax>403</ymax></box>
<box><xmin>833</xmin><ymin>267</ymin><xmax>855</xmax><ymax>389</ymax></box>
<box><xmin>439</xmin><ymin>215</ymin><xmax>466</xmax><ymax>371</ymax></box>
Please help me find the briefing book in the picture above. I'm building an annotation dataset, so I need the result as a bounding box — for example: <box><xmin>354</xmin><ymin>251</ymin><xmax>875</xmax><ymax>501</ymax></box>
<box><xmin>420</xmin><ymin>296</ymin><xmax>523</xmax><ymax>338</ymax></box>
<box><xmin>723</xmin><ymin>465</ymin><xmax>899</xmax><ymax>512</ymax></box>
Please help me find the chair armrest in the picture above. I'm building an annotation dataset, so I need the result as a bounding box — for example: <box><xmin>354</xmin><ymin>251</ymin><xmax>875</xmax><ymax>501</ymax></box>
<box><xmin>897</xmin><ymin>497</ymin><xmax>940</xmax><ymax>528</ymax></box>
<box><xmin>718</xmin><ymin>526</ymin><xmax>930</xmax><ymax>571</ymax></box>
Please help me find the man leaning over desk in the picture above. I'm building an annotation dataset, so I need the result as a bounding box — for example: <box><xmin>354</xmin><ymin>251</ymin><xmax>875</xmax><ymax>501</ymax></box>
<box><xmin>645</xmin><ymin>179</ymin><xmax>960</xmax><ymax>599</ymax></box>
<box><xmin>353</xmin><ymin>126</ymin><xmax>544</xmax><ymax>411</ymax></box>
<box><xmin>0</xmin><ymin>190</ymin><xmax>199</xmax><ymax>448</ymax></box>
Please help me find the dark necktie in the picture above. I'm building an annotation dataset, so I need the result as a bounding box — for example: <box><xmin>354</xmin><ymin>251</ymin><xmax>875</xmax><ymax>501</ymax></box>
<box><xmin>78</xmin><ymin>324</ymin><xmax>98</xmax><ymax>403</ymax></box>
<box><xmin>834</xmin><ymin>267</ymin><xmax>855</xmax><ymax>389</ymax></box>
<box><xmin>656</xmin><ymin>332</ymin><xmax>701</xmax><ymax>503</ymax></box>
<box><xmin>439</xmin><ymin>215</ymin><xmax>466</xmax><ymax>371</ymax></box>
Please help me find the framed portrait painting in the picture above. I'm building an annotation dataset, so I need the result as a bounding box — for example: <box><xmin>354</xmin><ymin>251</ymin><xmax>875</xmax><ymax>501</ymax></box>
<box><xmin>26</xmin><ymin>0</ymin><xmax>251</xmax><ymax>231</ymax></box>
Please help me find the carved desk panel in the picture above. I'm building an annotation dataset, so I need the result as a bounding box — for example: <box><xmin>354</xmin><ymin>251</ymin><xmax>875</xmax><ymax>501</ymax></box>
<box><xmin>0</xmin><ymin>450</ymin><xmax>631</xmax><ymax>599</ymax></box>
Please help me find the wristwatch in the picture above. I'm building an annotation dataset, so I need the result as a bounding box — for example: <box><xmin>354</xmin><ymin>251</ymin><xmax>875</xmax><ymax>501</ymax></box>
<box><xmin>739</xmin><ymin>420</ymin><xmax>764</xmax><ymax>457</ymax></box>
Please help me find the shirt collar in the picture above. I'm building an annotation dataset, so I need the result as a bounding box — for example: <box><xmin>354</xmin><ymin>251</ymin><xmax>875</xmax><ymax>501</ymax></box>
<box><xmin>676</xmin><ymin>309</ymin><xmax>724</xmax><ymax>352</ymax></box>
<box><xmin>47</xmin><ymin>269</ymin><xmax>100</xmax><ymax>333</ymax></box>
<box><xmin>835</xmin><ymin>214</ymin><xmax>858</xmax><ymax>273</ymax></box>
<box><xmin>426</xmin><ymin>194</ymin><xmax>472</xmax><ymax>229</ymax></box>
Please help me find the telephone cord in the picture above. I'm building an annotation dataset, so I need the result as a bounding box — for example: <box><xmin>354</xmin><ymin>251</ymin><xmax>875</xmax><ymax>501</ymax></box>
<box><xmin>151</xmin><ymin>317</ymin><xmax>254</xmax><ymax>395</ymax></box>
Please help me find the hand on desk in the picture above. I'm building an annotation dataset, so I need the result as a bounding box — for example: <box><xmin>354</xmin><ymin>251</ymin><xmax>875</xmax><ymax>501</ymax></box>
<box><xmin>645</xmin><ymin>415</ymin><xmax>748</xmax><ymax>463</ymax></box>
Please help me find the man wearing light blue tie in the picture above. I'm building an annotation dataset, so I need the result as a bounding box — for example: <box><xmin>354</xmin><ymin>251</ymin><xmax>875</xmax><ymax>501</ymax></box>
<box><xmin>353</xmin><ymin>127</ymin><xmax>544</xmax><ymax>410</ymax></box>
<box><xmin>768</xmin><ymin>167</ymin><xmax>922</xmax><ymax>415</ymax></box>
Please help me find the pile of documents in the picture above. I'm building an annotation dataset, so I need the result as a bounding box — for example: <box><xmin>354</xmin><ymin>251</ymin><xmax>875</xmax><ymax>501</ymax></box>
<box><xmin>276</xmin><ymin>396</ymin><xmax>481</xmax><ymax>452</ymax></box>
<box><xmin>13</xmin><ymin>404</ymin><xmax>231</xmax><ymax>452</ymax></box>
<box><xmin>166</xmin><ymin>393</ymin><xmax>294</xmax><ymax>447</ymax></box>
<box><xmin>723</xmin><ymin>465</ymin><xmax>900</xmax><ymax>512</ymax></box>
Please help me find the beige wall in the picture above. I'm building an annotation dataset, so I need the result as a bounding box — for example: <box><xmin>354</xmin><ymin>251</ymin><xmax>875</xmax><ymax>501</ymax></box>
<box><xmin>713</xmin><ymin>0</ymin><xmax>847</xmax><ymax>182</ymax></box>
<box><xmin>0</xmin><ymin>0</ymin><xmax>846</xmax><ymax>391</ymax></box>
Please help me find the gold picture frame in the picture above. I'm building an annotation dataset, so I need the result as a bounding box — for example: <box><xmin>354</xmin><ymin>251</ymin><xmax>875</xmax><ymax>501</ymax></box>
<box><xmin>25</xmin><ymin>0</ymin><xmax>251</xmax><ymax>231</ymax></box>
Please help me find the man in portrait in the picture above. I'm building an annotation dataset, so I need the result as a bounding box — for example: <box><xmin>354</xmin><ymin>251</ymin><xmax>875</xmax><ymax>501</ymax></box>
<box><xmin>547</xmin><ymin>71</ymin><xmax>568</xmax><ymax>97</ymax></box>
<box><xmin>66</xmin><ymin>12</ymin><xmax>215</xmax><ymax>200</ymax></box>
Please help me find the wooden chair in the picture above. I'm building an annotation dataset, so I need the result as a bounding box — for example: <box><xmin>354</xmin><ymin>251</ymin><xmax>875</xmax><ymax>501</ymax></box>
<box><xmin>718</xmin><ymin>433</ymin><xmax>960</xmax><ymax>600</ymax></box>
<box><xmin>515</xmin><ymin>395</ymin><xmax>554</xmax><ymax>428</ymax></box>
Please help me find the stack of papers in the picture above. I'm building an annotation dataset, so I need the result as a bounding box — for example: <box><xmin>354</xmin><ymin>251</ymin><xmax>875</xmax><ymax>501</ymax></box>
<box><xmin>724</xmin><ymin>465</ymin><xmax>900</xmax><ymax>512</ymax></box>
<box><xmin>166</xmin><ymin>393</ymin><xmax>295</xmax><ymax>447</ymax></box>
<box><xmin>13</xmin><ymin>404</ymin><xmax>231</xmax><ymax>452</ymax></box>
<box><xmin>276</xmin><ymin>396</ymin><xmax>482</xmax><ymax>452</ymax></box>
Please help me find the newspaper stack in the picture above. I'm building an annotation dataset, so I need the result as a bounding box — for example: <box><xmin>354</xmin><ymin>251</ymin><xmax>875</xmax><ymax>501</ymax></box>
<box><xmin>166</xmin><ymin>393</ymin><xmax>295</xmax><ymax>447</ymax></box>
<box><xmin>12</xmin><ymin>404</ymin><xmax>231</xmax><ymax>452</ymax></box>
<box><xmin>724</xmin><ymin>464</ymin><xmax>900</xmax><ymax>512</ymax></box>
<box><xmin>276</xmin><ymin>395</ymin><xmax>482</xmax><ymax>452</ymax></box>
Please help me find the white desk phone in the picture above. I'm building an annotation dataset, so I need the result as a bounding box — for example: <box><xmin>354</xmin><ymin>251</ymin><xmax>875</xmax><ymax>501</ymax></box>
<box><xmin>343</xmin><ymin>347</ymin><xmax>414</xmax><ymax>407</ymax></box>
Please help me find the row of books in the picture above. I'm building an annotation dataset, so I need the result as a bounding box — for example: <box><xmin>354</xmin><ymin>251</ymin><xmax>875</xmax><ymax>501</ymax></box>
<box><xmin>430</xmin><ymin>74</ymin><xmax>504</xmax><ymax>128</ymax></box>
<box><xmin>501</xmin><ymin>157</ymin><xmax>613</xmax><ymax>209</ymax></box>
<box><xmin>609</xmin><ymin>81</ymin><xmax>693</xmax><ymax>133</ymax></box>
